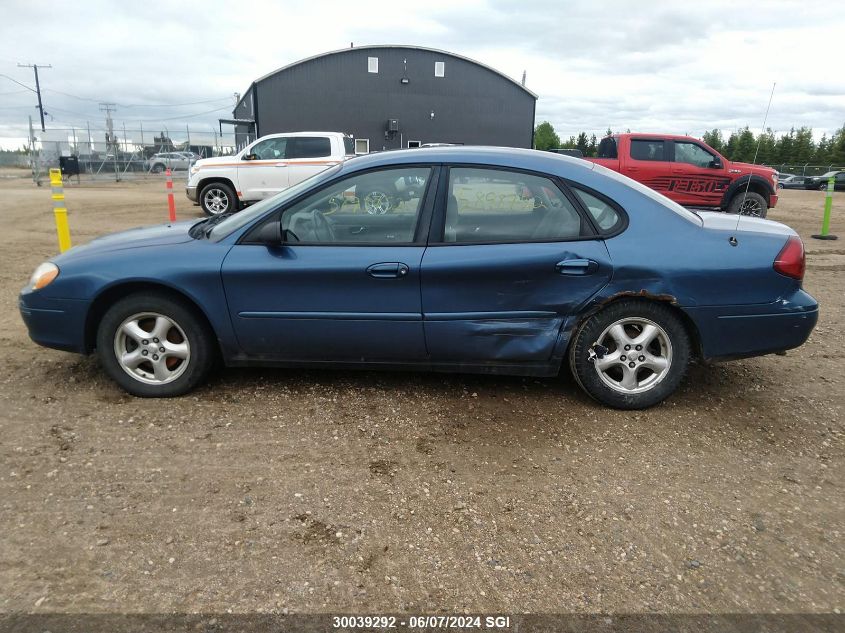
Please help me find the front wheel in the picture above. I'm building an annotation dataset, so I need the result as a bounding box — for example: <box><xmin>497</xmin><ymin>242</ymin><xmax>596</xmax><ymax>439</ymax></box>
<box><xmin>361</xmin><ymin>188</ymin><xmax>393</xmax><ymax>215</ymax></box>
<box><xmin>569</xmin><ymin>300</ymin><xmax>691</xmax><ymax>409</ymax></box>
<box><xmin>818</xmin><ymin>182</ymin><xmax>828</xmax><ymax>191</ymax></box>
<box><xmin>727</xmin><ymin>191</ymin><xmax>768</xmax><ymax>218</ymax></box>
<box><xmin>96</xmin><ymin>292</ymin><xmax>215</xmax><ymax>397</ymax></box>
<box><xmin>200</xmin><ymin>182</ymin><xmax>237</xmax><ymax>216</ymax></box>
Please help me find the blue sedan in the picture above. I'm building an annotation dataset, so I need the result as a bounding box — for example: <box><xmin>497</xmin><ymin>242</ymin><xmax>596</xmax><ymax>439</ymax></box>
<box><xmin>19</xmin><ymin>147</ymin><xmax>818</xmax><ymax>409</ymax></box>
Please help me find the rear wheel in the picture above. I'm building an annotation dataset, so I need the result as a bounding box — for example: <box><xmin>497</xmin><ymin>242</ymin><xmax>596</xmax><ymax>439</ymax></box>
<box><xmin>150</xmin><ymin>163</ymin><xmax>164</xmax><ymax>174</ymax></box>
<box><xmin>727</xmin><ymin>191</ymin><xmax>768</xmax><ymax>218</ymax></box>
<box><xmin>569</xmin><ymin>300</ymin><xmax>690</xmax><ymax>409</ymax></box>
<box><xmin>200</xmin><ymin>182</ymin><xmax>237</xmax><ymax>216</ymax></box>
<box><xmin>96</xmin><ymin>292</ymin><xmax>215</xmax><ymax>397</ymax></box>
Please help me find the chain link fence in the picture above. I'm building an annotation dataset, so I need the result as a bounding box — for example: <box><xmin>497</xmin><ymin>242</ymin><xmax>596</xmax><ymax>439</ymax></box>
<box><xmin>766</xmin><ymin>164</ymin><xmax>845</xmax><ymax>177</ymax></box>
<box><xmin>18</xmin><ymin>121</ymin><xmax>238</xmax><ymax>185</ymax></box>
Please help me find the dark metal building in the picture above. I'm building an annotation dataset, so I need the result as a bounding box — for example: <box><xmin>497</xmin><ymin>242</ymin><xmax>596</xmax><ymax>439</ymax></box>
<box><xmin>227</xmin><ymin>45</ymin><xmax>537</xmax><ymax>152</ymax></box>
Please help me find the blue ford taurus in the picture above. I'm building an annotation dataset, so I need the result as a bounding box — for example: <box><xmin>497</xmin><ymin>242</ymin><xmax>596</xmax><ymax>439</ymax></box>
<box><xmin>19</xmin><ymin>147</ymin><xmax>818</xmax><ymax>409</ymax></box>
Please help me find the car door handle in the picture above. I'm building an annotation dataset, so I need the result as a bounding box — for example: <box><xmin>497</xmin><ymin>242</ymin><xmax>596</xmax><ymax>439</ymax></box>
<box><xmin>626</xmin><ymin>166</ymin><xmax>639</xmax><ymax>172</ymax></box>
<box><xmin>556</xmin><ymin>259</ymin><xmax>599</xmax><ymax>276</ymax></box>
<box><xmin>367</xmin><ymin>262</ymin><xmax>409</xmax><ymax>279</ymax></box>
<box><xmin>274</xmin><ymin>163</ymin><xmax>288</xmax><ymax>168</ymax></box>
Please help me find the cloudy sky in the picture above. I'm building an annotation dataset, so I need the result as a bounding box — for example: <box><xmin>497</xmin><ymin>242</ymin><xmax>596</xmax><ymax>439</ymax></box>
<box><xmin>1</xmin><ymin>0</ymin><xmax>843</xmax><ymax>149</ymax></box>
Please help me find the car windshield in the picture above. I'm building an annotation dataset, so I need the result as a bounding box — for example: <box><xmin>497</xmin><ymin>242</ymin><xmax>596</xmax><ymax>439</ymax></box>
<box><xmin>819</xmin><ymin>171</ymin><xmax>837</xmax><ymax>178</ymax></box>
<box><xmin>207</xmin><ymin>164</ymin><xmax>343</xmax><ymax>240</ymax></box>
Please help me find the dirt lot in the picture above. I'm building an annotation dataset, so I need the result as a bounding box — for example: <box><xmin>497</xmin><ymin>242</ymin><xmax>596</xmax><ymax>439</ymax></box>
<box><xmin>0</xmin><ymin>169</ymin><xmax>842</xmax><ymax>614</ymax></box>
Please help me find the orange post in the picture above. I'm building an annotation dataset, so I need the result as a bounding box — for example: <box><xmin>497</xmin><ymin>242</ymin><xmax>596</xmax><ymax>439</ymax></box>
<box><xmin>165</xmin><ymin>168</ymin><xmax>176</xmax><ymax>222</ymax></box>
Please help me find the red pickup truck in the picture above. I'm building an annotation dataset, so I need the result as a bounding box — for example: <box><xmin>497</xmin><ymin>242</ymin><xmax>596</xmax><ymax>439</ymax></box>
<box><xmin>585</xmin><ymin>134</ymin><xmax>779</xmax><ymax>218</ymax></box>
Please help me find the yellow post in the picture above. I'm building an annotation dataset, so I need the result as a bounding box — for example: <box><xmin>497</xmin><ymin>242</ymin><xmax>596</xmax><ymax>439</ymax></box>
<box><xmin>49</xmin><ymin>168</ymin><xmax>72</xmax><ymax>252</ymax></box>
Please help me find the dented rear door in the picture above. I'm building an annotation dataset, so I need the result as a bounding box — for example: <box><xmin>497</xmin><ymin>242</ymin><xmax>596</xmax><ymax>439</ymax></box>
<box><xmin>420</xmin><ymin>241</ymin><xmax>612</xmax><ymax>362</ymax></box>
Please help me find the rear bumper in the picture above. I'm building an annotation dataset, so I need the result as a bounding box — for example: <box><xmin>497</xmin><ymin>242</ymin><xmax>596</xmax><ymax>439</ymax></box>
<box><xmin>186</xmin><ymin>186</ymin><xmax>198</xmax><ymax>203</ymax></box>
<box><xmin>19</xmin><ymin>290</ymin><xmax>89</xmax><ymax>354</ymax></box>
<box><xmin>684</xmin><ymin>289</ymin><xmax>818</xmax><ymax>361</ymax></box>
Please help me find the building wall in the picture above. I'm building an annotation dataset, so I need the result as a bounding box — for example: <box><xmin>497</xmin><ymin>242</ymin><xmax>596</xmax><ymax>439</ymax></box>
<box><xmin>243</xmin><ymin>47</ymin><xmax>535</xmax><ymax>151</ymax></box>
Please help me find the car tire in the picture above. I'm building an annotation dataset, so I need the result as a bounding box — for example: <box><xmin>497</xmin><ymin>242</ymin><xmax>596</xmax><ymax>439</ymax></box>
<box><xmin>200</xmin><ymin>182</ymin><xmax>237</xmax><ymax>216</ymax></box>
<box><xmin>727</xmin><ymin>191</ymin><xmax>768</xmax><ymax>218</ymax></box>
<box><xmin>151</xmin><ymin>163</ymin><xmax>164</xmax><ymax>174</ymax></box>
<box><xmin>568</xmin><ymin>300</ymin><xmax>691</xmax><ymax>410</ymax></box>
<box><xmin>96</xmin><ymin>292</ymin><xmax>215</xmax><ymax>398</ymax></box>
<box><xmin>360</xmin><ymin>188</ymin><xmax>393</xmax><ymax>215</ymax></box>
<box><xmin>817</xmin><ymin>182</ymin><xmax>828</xmax><ymax>191</ymax></box>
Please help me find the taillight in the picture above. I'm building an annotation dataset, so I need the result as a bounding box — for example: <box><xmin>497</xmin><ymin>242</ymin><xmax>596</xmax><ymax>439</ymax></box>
<box><xmin>773</xmin><ymin>236</ymin><xmax>805</xmax><ymax>280</ymax></box>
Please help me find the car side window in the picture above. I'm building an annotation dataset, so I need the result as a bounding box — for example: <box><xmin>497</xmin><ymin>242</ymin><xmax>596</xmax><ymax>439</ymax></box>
<box><xmin>674</xmin><ymin>142</ymin><xmax>715</xmax><ymax>168</ymax></box>
<box><xmin>630</xmin><ymin>140</ymin><xmax>665</xmax><ymax>161</ymax></box>
<box><xmin>443</xmin><ymin>167</ymin><xmax>586</xmax><ymax>243</ymax></box>
<box><xmin>279</xmin><ymin>167</ymin><xmax>432</xmax><ymax>244</ymax></box>
<box><xmin>572</xmin><ymin>188</ymin><xmax>623</xmax><ymax>235</ymax></box>
<box><xmin>250</xmin><ymin>138</ymin><xmax>288</xmax><ymax>160</ymax></box>
<box><xmin>289</xmin><ymin>137</ymin><xmax>332</xmax><ymax>159</ymax></box>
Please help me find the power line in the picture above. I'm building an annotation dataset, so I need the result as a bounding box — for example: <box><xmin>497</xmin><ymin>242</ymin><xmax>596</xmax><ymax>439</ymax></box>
<box><xmin>42</xmin><ymin>89</ymin><xmax>232</xmax><ymax>108</ymax></box>
<box><xmin>0</xmin><ymin>73</ymin><xmax>35</xmax><ymax>92</ymax></box>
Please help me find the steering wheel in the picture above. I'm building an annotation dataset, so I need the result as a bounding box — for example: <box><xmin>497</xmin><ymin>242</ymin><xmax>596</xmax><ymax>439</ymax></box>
<box><xmin>311</xmin><ymin>208</ymin><xmax>336</xmax><ymax>242</ymax></box>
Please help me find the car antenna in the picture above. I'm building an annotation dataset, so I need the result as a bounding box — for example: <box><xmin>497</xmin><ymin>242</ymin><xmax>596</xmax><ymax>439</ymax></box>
<box><xmin>730</xmin><ymin>82</ymin><xmax>776</xmax><ymax>247</ymax></box>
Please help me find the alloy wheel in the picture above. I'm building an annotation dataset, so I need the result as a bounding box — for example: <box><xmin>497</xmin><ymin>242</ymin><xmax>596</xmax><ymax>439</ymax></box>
<box><xmin>204</xmin><ymin>188</ymin><xmax>230</xmax><ymax>215</ymax></box>
<box><xmin>590</xmin><ymin>317</ymin><xmax>673</xmax><ymax>394</ymax></box>
<box><xmin>739</xmin><ymin>198</ymin><xmax>763</xmax><ymax>217</ymax></box>
<box><xmin>113</xmin><ymin>312</ymin><xmax>190</xmax><ymax>385</ymax></box>
<box><xmin>364</xmin><ymin>191</ymin><xmax>391</xmax><ymax>215</ymax></box>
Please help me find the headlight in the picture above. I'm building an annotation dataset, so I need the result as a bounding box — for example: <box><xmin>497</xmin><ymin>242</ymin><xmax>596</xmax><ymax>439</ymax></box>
<box><xmin>190</xmin><ymin>165</ymin><xmax>200</xmax><ymax>176</ymax></box>
<box><xmin>30</xmin><ymin>262</ymin><xmax>59</xmax><ymax>290</ymax></box>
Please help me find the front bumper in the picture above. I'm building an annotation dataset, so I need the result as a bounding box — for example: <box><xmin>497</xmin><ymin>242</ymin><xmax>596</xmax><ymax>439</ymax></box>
<box><xmin>186</xmin><ymin>185</ymin><xmax>198</xmax><ymax>203</ymax></box>
<box><xmin>19</xmin><ymin>289</ymin><xmax>90</xmax><ymax>354</ymax></box>
<box><xmin>684</xmin><ymin>289</ymin><xmax>818</xmax><ymax>361</ymax></box>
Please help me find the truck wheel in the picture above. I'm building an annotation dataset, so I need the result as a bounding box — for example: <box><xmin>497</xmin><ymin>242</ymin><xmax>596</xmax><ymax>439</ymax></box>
<box><xmin>361</xmin><ymin>189</ymin><xmax>393</xmax><ymax>215</ymax></box>
<box><xmin>96</xmin><ymin>292</ymin><xmax>215</xmax><ymax>398</ymax></box>
<box><xmin>200</xmin><ymin>182</ymin><xmax>236</xmax><ymax>216</ymax></box>
<box><xmin>727</xmin><ymin>191</ymin><xmax>767</xmax><ymax>218</ymax></box>
<box><xmin>569</xmin><ymin>300</ymin><xmax>690</xmax><ymax>410</ymax></box>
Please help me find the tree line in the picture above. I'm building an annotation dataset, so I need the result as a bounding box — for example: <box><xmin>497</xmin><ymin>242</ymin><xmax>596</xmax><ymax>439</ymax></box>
<box><xmin>533</xmin><ymin>121</ymin><xmax>845</xmax><ymax>166</ymax></box>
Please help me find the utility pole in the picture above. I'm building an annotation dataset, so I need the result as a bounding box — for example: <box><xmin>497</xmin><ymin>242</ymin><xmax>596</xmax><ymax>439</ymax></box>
<box><xmin>17</xmin><ymin>63</ymin><xmax>51</xmax><ymax>132</ymax></box>
<box><xmin>99</xmin><ymin>102</ymin><xmax>119</xmax><ymax>181</ymax></box>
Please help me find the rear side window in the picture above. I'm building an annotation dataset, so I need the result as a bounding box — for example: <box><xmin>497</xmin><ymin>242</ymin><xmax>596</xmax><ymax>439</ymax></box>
<box><xmin>343</xmin><ymin>136</ymin><xmax>355</xmax><ymax>156</ymax></box>
<box><xmin>289</xmin><ymin>137</ymin><xmax>332</xmax><ymax>159</ymax></box>
<box><xmin>597</xmin><ymin>137</ymin><xmax>618</xmax><ymax>159</ymax></box>
<box><xmin>444</xmin><ymin>167</ymin><xmax>587</xmax><ymax>243</ymax></box>
<box><xmin>630</xmin><ymin>139</ymin><xmax>665</xmax><ymax>161</ymax></box>
<box><xmin>572</xmin><ymin>188</ymin><xmax>624</xmax><ymax>235</ymax></box>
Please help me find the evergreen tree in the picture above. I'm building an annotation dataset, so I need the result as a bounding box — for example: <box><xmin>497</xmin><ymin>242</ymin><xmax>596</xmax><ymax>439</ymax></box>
<box><xmin>702</xmin><ymin>129</ymin><xmax>725</xmax><ymax>154</ymax></box>
<box><xmin>575</xmin><ymin>132</ymin><xmax>590</xmax><ymax>156</ymax></box>
<box><xmin>587</xmin><ymin>134</ymin><xmax>598</xmax><ymax>157</ymax></box>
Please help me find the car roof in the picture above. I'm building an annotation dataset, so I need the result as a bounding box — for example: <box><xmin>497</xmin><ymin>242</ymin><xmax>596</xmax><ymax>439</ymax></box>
<box><xmin>342</xmin><ymin>146</ymin><xmax>597</xmax><ymax>177</ymax></box>
<box><xmin>257</xmin><ymin>131</ymin><xmax>350</xmax><ymax>139</ymax></box>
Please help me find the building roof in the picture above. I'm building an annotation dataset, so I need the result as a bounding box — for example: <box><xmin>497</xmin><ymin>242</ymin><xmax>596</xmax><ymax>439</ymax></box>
<box><xmin>236</xmin><ymin>44</ymin><xmax>537</xmax><ymax>110</ymax></box>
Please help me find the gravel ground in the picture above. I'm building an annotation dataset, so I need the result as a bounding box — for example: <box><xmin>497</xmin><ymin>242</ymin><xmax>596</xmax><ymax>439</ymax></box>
<box><xmin>0</xmin><ymin>170</ymin><xmax>843</xmax><ymax>614</ymax></box>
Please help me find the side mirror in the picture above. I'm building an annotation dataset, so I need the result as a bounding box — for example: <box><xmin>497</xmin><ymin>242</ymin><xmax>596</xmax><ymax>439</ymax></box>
<box><xmin>243</xmin><ymin>153</ymin><xmax>258</xmax><ymax>161</ymax></box>
<box><xmin>709</xmin><ymin>157</ymin><xmax>723</xmax><ymax>169</ymax></box>
<box><xmin>254</xmin><ymin>220</ymin><xmax>281</xmax><ymax>245</ymax></box>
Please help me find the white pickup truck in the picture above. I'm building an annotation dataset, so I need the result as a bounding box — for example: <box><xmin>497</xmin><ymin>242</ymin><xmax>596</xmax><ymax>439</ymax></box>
<box><xmin>186</xmin><ymin>131</ymin><xmax>355</xmax><ymax>216</ymax></box>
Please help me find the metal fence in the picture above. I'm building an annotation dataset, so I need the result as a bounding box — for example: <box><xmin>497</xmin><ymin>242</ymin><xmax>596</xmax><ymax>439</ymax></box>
<box><xmin>766</xmin><ymin>164</ymin><xmax>845</xmax><ymax>177</ymax></box>
<box><xmin>21</xmin><ymin>120</ymin><xmax>238</xmax><ymax>185</ymax></box>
